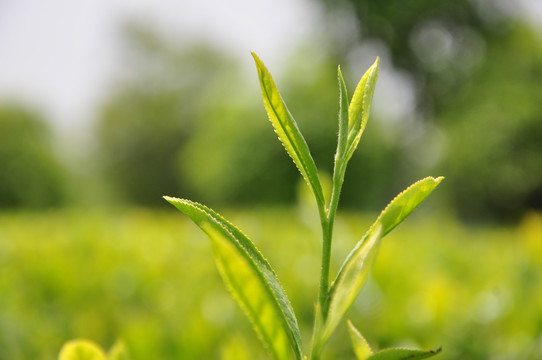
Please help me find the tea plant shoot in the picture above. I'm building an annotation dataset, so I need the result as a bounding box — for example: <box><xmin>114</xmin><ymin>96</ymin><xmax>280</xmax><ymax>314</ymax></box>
<box><xmin>59</xmin><ymin>53</ymin><xmax>443</xmax><ymax>360</ymax></box>
<box><xmin>164</xmin><ymin>53</ymin><xmax>443</xmax><ymax>359</ymax></box>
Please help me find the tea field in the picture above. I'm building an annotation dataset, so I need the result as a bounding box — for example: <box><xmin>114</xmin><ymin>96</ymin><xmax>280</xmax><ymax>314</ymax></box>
<box><xmin>0</xmin><ymin>207</ymin><xmax>541</xmax><ymax>359</ymax></box>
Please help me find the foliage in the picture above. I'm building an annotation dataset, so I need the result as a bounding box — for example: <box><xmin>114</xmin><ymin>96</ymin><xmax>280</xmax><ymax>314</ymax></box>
<box><xmin>314</xmin><ymin>0</ymin><xmax>513</xmax><ymax>112</ymax></box>
<box><xmin>94</xmin><ymin>27</ymin><xmax>410</xmax><ymax>211</ymax></box>
<box><xmin>179</xmin><ymin>94</ymin><xmax>299</xmax><ymax>206</ymax></box>
<box><xmin>279</xmin><ymin>52</ymin><xmax>406</xmax><ymax>210</ymax></box>
<box><xmin>313</xmin><ymin>1</ymin><xmax>542</xmax><ymax>221</ymax></box>
<box><xmin>1</xmin><ymin>209</ymin><xmax>541</xmax><ymax>359</ymax></box>
<box><xmin>95</xmin><ymin>25</ymin><xmax>238</xmax><ymax>206</ymax></box>
<box><xmin>436</xmin><ymin>25</ymin><xmax>542</xmax><ymax>221</ymax></box>
<box><xmin>164</xmin><ymin>54</ymin><xmax>442</xmax><ymax>359</ymax></box>
<box><xmin>0</xmin><ymin>104</ymin><xmax>68</xmax><ymax>208</ymax></box>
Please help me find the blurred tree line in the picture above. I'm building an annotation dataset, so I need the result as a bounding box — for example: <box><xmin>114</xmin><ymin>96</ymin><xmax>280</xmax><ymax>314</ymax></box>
<box><xmin>2</xmin><ymin>3</ymin><xmax>542</xmax><ymax>223</ymax></box>
<box><xmin>0</xmin><ymin>105</ymin><xmax>68</xmax><ymax>208</ymax></box>
<box><xmin>95</xmin><ymin>24</ymin><xmax>405</xmax><ymax>211</ymax></box>
<box><xmin>313</xmin><ymin>0</ymin><xmax>542</xmax><ymax>220</ymax></box>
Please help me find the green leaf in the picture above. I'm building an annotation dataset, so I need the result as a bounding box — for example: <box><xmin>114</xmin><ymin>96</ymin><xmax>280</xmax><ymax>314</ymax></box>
<box><xmin>345</xmin><ymin>57</ymin><xmax>379</xmax><ymax>163</ymax></box>
<box><xmin>252</xmin><ymin>52</ymin><xmax>325</xmax><ymax>212</ymax></box>
<box><xmin>348</xmin><ymin>320</ymin><xmax>373</xmax><ymax>360</ymax></box>
<box><xmin>58</xmin><ymin>340</ymin><xmax>107</xmax><ymax>360</ymax></box>
<box><xmin>164</xmin><ymin>196</ymin><xmax>303</xmax><ymax>360</ymax></box>
<box><xmin>320</xmin><ymin>224</ymin><xmax>383</xmax><ymax>342</ymax></box>
<box><xmin>323</xmin><ymin>176</ymin><xmax>443</xmax><ymax>341</ymax></box>
<box><xmin>335</xmin><ymin>66</ymin><xmax>350</xmax><ymax>163</ymax></box>
<box><xmin>367</xmin><ymin>347</ymin><xmax>442</xmax><ymax>360</ymax></box>
<box><xmin>372</xmin><ymin>176</ymin><xmax>444</xmax><ymax>237</ymax></box>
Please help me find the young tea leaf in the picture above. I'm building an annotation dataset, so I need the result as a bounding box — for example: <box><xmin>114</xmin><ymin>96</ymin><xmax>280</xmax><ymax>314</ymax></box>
<box><xmin>345</xmin><ymin>57</ymin><xmax>379</xmax><ymax>163</ymax></box>
<box><xmin>58</xmin><ymin>340</ymin><xmax>107</xmax><ymax>360</ymax></box>
<box><xmin>371</xmin><ymin>176</ymin><xmax>444</xmax><ymax>237</ymax></box>
<box><xmin>335</xmin><ymin>66</ymin><xmax>350</xmax><ymax>164</ymax></box>
<box><xmin>252</xmin><ymin>52</ymin><xmax>326</xmax><ymax>213</ymax></box>
<box><xmin>164</xmin><ymin>196</ymin><xmax>303</xmax><ymax>360</ymax></box>
<box><xmin>348</xmin><ymin>320</ymin><xmax>373</xmax><ymax>360</ymax></box>
<box><xmin>323</xmin><ymin>177</ymin><xmax>443</xmax><ymax>341</ymax></box>
<box><xmin>367</xmin><ymin>347</ymin><xmax>442</xmax><ymax>360</ymax></box>
<box><xmin>320</xmin><ymin>225</ymin><xmax>383</xmax><ymax>343</ymax></box>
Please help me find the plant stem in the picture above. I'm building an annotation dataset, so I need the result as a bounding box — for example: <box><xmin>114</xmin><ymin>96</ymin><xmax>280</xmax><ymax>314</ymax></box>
<box><xmin>318</xmin><ymin>217</ymin><xmax>332</xmax><ymax>314</ymax></box>
<box><xmin>319</xmin><ymin>161</ymin><xmax>346</xmax><ymax>316</ymax></box>
<box><xmin>311</xmin><ymin>160</ymin><xmax>347</xmax><ymax>360</ymax></box>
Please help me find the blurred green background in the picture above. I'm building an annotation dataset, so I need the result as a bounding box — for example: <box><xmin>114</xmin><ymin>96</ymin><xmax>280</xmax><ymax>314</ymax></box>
<box><xmin>1</xmin><ymin>1</ymin><xmax>541</xmax><ymax>359</ymax></box>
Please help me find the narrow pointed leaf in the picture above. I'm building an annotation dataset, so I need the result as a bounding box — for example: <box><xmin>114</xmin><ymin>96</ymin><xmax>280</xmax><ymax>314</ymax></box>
<box><xmin>348</xmin><ymin>320</ymin><xmax>373</xmax><ymax>360</ymax></box>
<box><xmin>345</xmin><ymin>57</ymin><xmax>379</xmax><ymax>162</ymax></box>
<box><xmin>321</xmin><ymin>225</ymin><xmax>383</xmax><ymax>342</ymax></box>
<box><xmin>323</xmin><ymin>177</ymin><xmax>443</xmax><ymax>340</ymax></box>
<box><xmin>252</xmin><ymin>52</ymin><xmax>325</xmax><ymax>210</ymax></box>
<box><xmin>165</xmin><ymin>196</ymin><xmax>303</xmax><ymax>360</ymax></box>
<box><xmin>335</xmin><ymin>66</ymin><xmax>350</xmax><ymax>163</ymax></box>
<box><xmin>372</xmin><ymin>176</ymin><xmax>444</xmax><ymax>237</ymax></box>
<box><xmin>367</xmin><ymin>347</ymin><xmax>442</xmax><ymax>360</ymax></box>
<box><xmin>59</xmin><ymin>340</ymin><xmax>107</xmax><ymax>360</ymax></box>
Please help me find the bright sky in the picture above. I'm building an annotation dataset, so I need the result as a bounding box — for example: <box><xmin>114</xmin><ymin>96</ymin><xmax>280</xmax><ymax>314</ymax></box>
<box><xmin>0</xmin><ymin>0</ymin><xmax>540</xmax><ymax>137</ymax></box>
<box><xmin>0</xmin><ymin>0</ymin><xmax>321</xmax><ymax>133</ymax></box>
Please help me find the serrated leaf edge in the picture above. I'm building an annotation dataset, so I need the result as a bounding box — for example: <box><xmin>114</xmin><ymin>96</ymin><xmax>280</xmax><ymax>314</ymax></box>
<box><xmin>164</xmin><ymin>196</ymin><xmax>303</xmax><ymax>360</ymax></box>
<box><xmin>369</xmin><ymin>176</ymin><xmax>444</xmax><ymax>237</ymax></box>
<box><xmin>252</xmin><ymin>52</ymin><xmax>326</xmax><ymax>212</ymax></box>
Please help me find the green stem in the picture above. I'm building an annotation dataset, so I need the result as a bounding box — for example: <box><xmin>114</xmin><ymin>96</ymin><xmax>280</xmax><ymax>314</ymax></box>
<box><xmin>320</xmin><ymin>162</ymin><xmax>345</xmax><ymax>314</ymax></box>
<box><xmin>315</xmin><ymin>66</ymin><xmax>349</xmax><ymax>324</ymax></box>
<box><xmin>311</xmin><ymin>160</ymin><xmax>347</xmax><ymax>360</ymax></box>
<box><xmin>318</xmin><ymin>217</ymin><xmax>332</xmax><ymax>314</ymax></box>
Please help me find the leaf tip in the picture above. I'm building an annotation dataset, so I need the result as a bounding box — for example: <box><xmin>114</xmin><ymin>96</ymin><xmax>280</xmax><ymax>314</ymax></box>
<box><xmin>371</xmin><ymin>57</ymin><xmax>380</xmax><ymax>73</ymax></box>
<box><xmin>163</xmin><ymin>196</ymin><xmax>190</xmax><ymax>209</ymax></box>
<box><xmin>347</xmin><ymin>320</ymin><xmax>373</xmax><ymax>360</ymax></box>
<box><xmin>433</xmin><ymin>176</ymin><xmax>445</xmax><ymax>185</ymax></box>
<box><xmin>251</xmin><ymin>51</ymin><xmax>263</xmax><ymax>68</ymax></box>
<box><xmin>163</xmin><ymin>195</ymin><xmax>177</xmax><ymax>203</ymax></box>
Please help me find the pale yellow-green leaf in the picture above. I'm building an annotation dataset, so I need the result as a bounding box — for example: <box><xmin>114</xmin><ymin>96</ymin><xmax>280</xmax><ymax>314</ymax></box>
<box><xmin>252</xmin><ymin>52</ymin><xmax>325</xmax><ymax>212</ymax></box>
<box><xmin>335</xmin><ymin>66</ymin><xmax>350</xmax><ymax>162</ymax></box>
<box><xmin>348</xmin><ymin>320</ymin><xmax>373</xmax><ymax>360</ymax></box>
<box><xmin>58</xmin><ymin>340</ymin><xmax>107</xmax><ymax>360</ymax></box>
<box><xmin>323</xmin><ymin>177</ymin><xmax>443</xmax><ymax>341</ymax></box>
<box><xmin>165</xmin><ymin>196</ymin><xmax>303</xmax><ymax>360</ymax></box>
<box><xmin>345</xmin><ymin>57</ymin><xmax>379</xmax><ymax>163</ymax></box>
<box><xmin>321</xmin><ymin>225</ymin><xmax>383</xmax><ymax>342</ymax></box>
<box><xmin>374</xmin><ymin>176</ymin><xmax>444</xmax><ymax>237</ymax></box>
